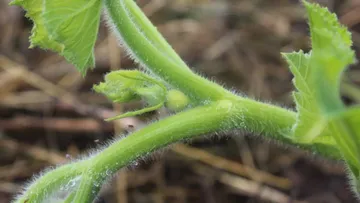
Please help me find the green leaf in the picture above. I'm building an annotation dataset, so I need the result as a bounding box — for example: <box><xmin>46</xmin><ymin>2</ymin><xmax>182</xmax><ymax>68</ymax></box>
<box><xmin>282</xmin><ymin>51</ymin><xmax>335</xmax><ymax>145</ymax></box>
<box><xmin>10</xmin><ymin>0</ymin><xmax>102</xmax><ymax>75</ymax></box>
<box><xmin>330</xmin><ymin>107</ymin><xmax>360</xmax><ymax>181</ymax></box>
<box><xmin>282</xmin><ymin>1</ymin><xmax>356</xmax><ymax>144</ymax></box>
<box><xmin>303</xmin><ymin>0</ymin><xmax>355</xmax><ymax>112</ymax></box>
<box><xmin>303</xmin><ymin>1</ymin><xmax>360</xmax><ymax>193</ymax></box>
<box><xmin>284</xmin><ymin>1</ymin><xmax>360</xmax><ymax>192</ymax></box>
<box><xmin>10</xmin><ymin>0</ymin><xmax>64</xmax><ymax>52</ymax></box>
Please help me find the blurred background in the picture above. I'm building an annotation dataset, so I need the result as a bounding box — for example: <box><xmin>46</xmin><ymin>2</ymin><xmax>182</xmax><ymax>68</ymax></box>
<box><xmin>1</xmin><ymin>0</ymin><xmax>360</xmax><ymax>202</ymax></box>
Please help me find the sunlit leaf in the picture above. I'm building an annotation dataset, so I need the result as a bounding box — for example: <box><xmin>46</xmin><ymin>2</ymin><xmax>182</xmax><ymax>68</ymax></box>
<box><xmin>303</xmin><ymin>1</ymin><xmax>355</xmax><ymax>112</ymax></box>
<box><xmin>10</xmin><ymin>0</ymin><xmax>102</xmax><ymax>75</ymax></box>
<box><xmin>283</xmin><ymin>1</ymin><xmax>360</xmax><ymax>190</ymax></box>
<box><xmin>10</xmin><ymin>0</ymin><xmax>64</xmax><ymax>52</ymax></box>
<box><xmin>282</xmin><ymin>51</ymin><xmax>334</xmax><ymax>145</ymax></box>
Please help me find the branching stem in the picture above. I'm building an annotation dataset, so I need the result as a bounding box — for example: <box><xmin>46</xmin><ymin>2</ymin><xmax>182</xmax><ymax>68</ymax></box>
<box><xmin>11</xmin><ymin>0</ymin><xmax>350</xmax><ymax>202</ymax></box>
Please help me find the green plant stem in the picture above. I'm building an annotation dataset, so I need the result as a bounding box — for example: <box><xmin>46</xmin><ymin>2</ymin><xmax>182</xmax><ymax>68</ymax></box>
<box><xmin>63</xmin><ymin>191</ymin><xmax>76</xmax><ymax>203</ymax></box>
<box><xmin>73</xmin><ymin>98</ymin><xmax>341</xmax><ymax>202</ymax></box>
<box><xmin>104</xmin><ymin>0</ymin><xmax>233</xmax><ymax>101</ymax></box>
<box><xmin>74</xmin><ymin>101</ymin><xmax>233</xmax><ymax>202</ymax></box>
<box><xmin>15</xmin><ymin>163</ymin><xmax>84</xmax><ymax>203</ymax></box>
<box><xmin>123</xmin><ymin>0</ymin><xmax>188</xmax><ymax>68</ymax></box>
<box><xmin>329</xmin><ymin>117</ymin><xmax>360</xmax><ymax>175</ymax></box>
<box><xmin>72</xmin><ymin>170</ymin><xmax>102</xmax><ymax>203</ymax></box>
<box><xmin>230</xmin><ymin>98</ymin><xmax>341</xmax><ymax>159</ymax></box>
<box><xmin>10</xmin><ymin>0</ymin><xmax>357</xmax><ymax>201</ymax></box>
<box><xmin>16</xmin><ymin>98</ymin><xmax>341</xmax><ymax>203</ymax></box>
<box><xmin>75</xmin><ymin>99</ymin><xmax>298</xmax><ymax>202</ymax></box>
<box><xmin>229</xmin><ymin>99</ymin><xmax>295</xmax><ymax>136</ymax></box>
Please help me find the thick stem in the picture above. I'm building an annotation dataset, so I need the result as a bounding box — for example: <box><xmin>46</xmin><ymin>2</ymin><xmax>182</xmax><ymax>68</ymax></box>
<box><xmin>75</xmin><ymin>101</ymin><xmax>233</xmax><ymax>201</ymax></box>
<box><xmin>230</xmin><ymin>98</ymin><xmax>341</xmax><ymax>159</ymax></box>
<box><xmin>230</xmin><ymin>99</ymin><xmax>296</xmax><ymax>136</ymax></box>
<box><xmin>14</xmin><ymin>163</ymin><xmax>84</xmax><ymax>203</ymax></box>
<box><xmin>15</xmin><ymin>99</ymin><xmax>341</xmax><ymax>203</ymax></box>
<box><xmin>123</xmin><ymin>0</ymin><xmax>188</xmax><ymax>68</ymax></box>
<box><xmin>75</xmin><ymin>99</ymin><xmax>300</xmax><ymax>203</ymax></box>
<box><xmin>72</xmin><ymin>171</ymin><xmax>102</xmax><ymax>203</ymax></box>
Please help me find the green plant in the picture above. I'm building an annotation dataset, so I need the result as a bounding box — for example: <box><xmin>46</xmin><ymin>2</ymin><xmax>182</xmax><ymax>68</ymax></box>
<box><xmin>9</xmin><ymin>0</ymin><xmax>360</xmax><ymax>202</ymax></box>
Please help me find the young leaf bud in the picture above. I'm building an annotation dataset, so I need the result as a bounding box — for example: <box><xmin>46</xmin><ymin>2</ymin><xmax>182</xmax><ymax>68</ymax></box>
<box><xmin>93</xmin><ymin>70</ymin><xmax>144</xmax><ymax>103</ymax></box>
<box><xmin>93</xmin><ymin>70</ymin><xmax>167</xmax><ymax>121</ymax></box>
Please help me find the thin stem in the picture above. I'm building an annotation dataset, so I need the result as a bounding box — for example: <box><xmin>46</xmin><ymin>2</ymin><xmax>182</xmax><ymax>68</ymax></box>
<box><xmin>328</xmin><ymin>107</ymin><xmax>360</xmax><ymax>177</ymax></box>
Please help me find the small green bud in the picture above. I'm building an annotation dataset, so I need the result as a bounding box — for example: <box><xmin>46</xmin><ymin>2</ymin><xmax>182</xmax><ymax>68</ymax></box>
<box><xmin>93</xmin><ymin>70</ymin><xmax>167</xmax><ymax>121</ymax></box>
<box><xmin>93</xmin><ymin>70</ymin><xmax>146</xmax><ymax>103</ymax></box>
<box><xmin>166</xmin><ymin>89</ymin><xmax>189</xmax><ymax>111</ymax></box>
<box><xmin>136</xmin><ymin>85</ymin><xmax>165</xmax><ymax>106</ymax></box>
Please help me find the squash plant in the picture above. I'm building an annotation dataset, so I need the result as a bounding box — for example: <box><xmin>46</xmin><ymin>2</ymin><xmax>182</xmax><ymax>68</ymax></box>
<box><xmin>9</xmin><ymin>0</ymin><xmax>360</xmax><ymax>202</ymax></box>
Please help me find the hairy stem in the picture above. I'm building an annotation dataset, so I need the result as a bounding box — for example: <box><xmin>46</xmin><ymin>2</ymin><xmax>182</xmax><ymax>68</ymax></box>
<box><xmin>15</xmin><ymin>98</ymin><xmax>341</xmax><ymax>203</ymax></box>
<box><xmin>230</xmin><ymin>98</ymin><xmax>340</xmax><ymax>159</ymax></box>
<box><xmin>72</xmin><ymin>170</ymin><xmax>102</xmax><ymax>203</ymax></box>
<box><xmin>75</xmin><ymin>98</ymin><xmax>342</xmax><ymax>202</ymax></box>
<box><xmin>104</xmin><ymin>0</ymin><xmax>233</xmax><ymax>101</ymax></box>
<box><xmin>11</xmin><ymin>1</ymin><xmax>348</xmax><ymax>202</ymax></box>
<box><xmin>74</xmin><ymin>101</ymin><xmax>233</xmax><ymax>202</ymax></box>
<box><xmin>15</xmin><ymin>163</ymin><xmax>84</xmax><ymax>203</ymax></box>
<box><xmin>74</xmin><ymin>99</ymin><xmax>300</xmax><ymax>202</ymax></box>
<box><xmin>123</xmin><ymin>0</ymin><xmax>188</xmax><ymax>67</ymax></box>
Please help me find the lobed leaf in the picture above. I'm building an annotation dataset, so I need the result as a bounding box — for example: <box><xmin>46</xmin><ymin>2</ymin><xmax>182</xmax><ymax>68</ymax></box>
<box><xmin>282</xmin><ymin>1</ymin><xmax>356</xmax><ymax>144</ymax></box>
<box><xmin>303</xmin><ymin>0</ymin><xmax>355</xmax><ymax>112</ymax></box>
<box><xmin>282</xmin><ymin>51</ymin><xmax>335</xmax><ymax>145</ymax></box>
<box><xmin>10</xmin><ymin>0</ymin><xmax>102</xmax><ymax>75</ymax></box>
<box><xmin>284</xmin><ymin>1</ymin><xmax>360</xmax><ymax>191</ymax></box>
<box><xmin>10</xmin><ymin>0</ymin><xmax>64</xmax><ymax>52</ymax></box>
